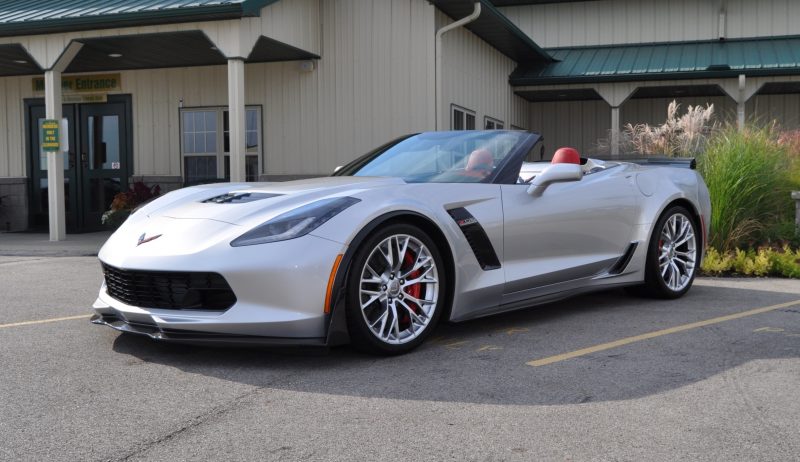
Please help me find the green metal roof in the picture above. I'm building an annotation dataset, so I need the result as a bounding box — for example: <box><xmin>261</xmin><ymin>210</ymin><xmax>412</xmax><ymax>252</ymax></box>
<box><xmin>511</xmin><ymin>36</ymin><xmax>800</xmax><ymax>86</ymax></box>
<box><xmin>0</xmin><ymin>0</ymin><xmax>279</xmax><ymax>37</ymax></box>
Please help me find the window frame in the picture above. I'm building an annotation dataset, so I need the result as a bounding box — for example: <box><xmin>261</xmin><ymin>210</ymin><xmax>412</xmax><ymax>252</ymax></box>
<box><xmin>180</xmin><ymin>105</ymin><xmax>263</xmax><ymax>185</ymax></box>
<box><xmin>451</xmin><ymin>104</ymin><xmax>476</xmax><ymax>131</ymax></box>
<box><xmin>484</xmin><ymin>116</ymin><xmax>505</xmax><ymax>130</ymax></box>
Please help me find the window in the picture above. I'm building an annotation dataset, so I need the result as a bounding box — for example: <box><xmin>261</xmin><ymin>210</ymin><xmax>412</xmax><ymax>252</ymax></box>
<box><xmin>451</xmin><ymin>105</ymin><xmax>476</xmax><ymax>130</ymax></box>
<box><xmin>181</xmin><ymin>107</ymin><xmax>262</xmax><ymax>185</ymax></box>
<box><xmin>484</xmin><ymin>116</ymin><xmax>504</xmax><ymax>130</ymax></box>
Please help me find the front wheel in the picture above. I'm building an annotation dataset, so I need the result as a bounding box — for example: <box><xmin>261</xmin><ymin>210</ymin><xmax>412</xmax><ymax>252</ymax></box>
<box><xmin>639</xmin><ymin>206</ymin><xmax>700</xmax><ymax>299</ymax></box>
<box><xmin>345</xmin><ymin>223</ymin><xmax>447</xmax><ymax>355</ymax></box>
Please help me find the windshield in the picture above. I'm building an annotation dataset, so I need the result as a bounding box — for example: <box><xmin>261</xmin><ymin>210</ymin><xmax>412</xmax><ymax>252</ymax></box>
<box><xmin>334</xmin><ymin>131</ymin><xmax>530</xmax><ymax>183</ymax></box>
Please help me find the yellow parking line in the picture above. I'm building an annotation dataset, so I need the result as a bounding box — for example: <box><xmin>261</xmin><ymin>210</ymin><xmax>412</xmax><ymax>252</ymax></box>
<box><xmin>0</xmin><ymin>314</ymin><xmax>91</xmax><ymax>329</ymax></box>
<box><xmin>527</xmin><ymin>299</ymin><xmax>800</xmax><ymax>367</ymax></box>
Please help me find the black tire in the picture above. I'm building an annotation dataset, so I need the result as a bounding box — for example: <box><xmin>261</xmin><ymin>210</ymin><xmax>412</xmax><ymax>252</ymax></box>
<box><xmin>636</xmin><ymin>205</ymin><xmax>700</xmax><ymax>299</ymax></box>
<box><xmin>345</xmin><ymin>223</ymin><xmax>447</xmax><ymax>355</ymax></box>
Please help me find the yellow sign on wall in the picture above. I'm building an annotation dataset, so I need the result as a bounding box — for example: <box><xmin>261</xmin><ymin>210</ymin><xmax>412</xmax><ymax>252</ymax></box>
<box><xmin>41</xmin><ymin>119</ymin><xmax>60</xmax><ymax>152</ymax></box>
<box><xmin>32</xmin><ymin>73</ymin><xmax>121</xmax><ymax>94</ymax></box>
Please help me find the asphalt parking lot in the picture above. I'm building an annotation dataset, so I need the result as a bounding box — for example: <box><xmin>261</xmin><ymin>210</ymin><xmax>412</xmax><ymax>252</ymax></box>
<box><xmin>1</xmin><ymin>256</ymin><xmax>799</xmax><ymax>461</ymax></box>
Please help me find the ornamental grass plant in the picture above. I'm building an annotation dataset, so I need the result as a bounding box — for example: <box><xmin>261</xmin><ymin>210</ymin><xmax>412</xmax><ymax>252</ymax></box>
<box><xmin>696</xmin><ymin>125</ymin><xmax>796</xmax><ymax>252</ymax></box>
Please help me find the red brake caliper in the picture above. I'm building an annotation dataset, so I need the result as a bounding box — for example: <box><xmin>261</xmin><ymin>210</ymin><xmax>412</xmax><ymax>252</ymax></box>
<box><xmin>399</xmin><ymin>251</ymin><xmax>422</xmax><ymax>326</ymax></box>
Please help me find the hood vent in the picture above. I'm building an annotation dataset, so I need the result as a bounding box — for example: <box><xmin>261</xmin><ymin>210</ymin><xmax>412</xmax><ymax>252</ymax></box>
<box><xmin>202</xmin><ymin>192</ymin><xmax>282</xmax><ymax>204</ymax></box>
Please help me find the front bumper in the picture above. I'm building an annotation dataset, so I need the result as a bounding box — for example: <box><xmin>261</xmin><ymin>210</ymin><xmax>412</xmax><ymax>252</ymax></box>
<box><xmin>90</xmin><ymin>313</ymin><xmax>327</xmax><ymax>347</ymax></box>
<box><xmin>93</xmin><ymin>222</ymin><xmax>348</xmax><ymax>344</ymax></box>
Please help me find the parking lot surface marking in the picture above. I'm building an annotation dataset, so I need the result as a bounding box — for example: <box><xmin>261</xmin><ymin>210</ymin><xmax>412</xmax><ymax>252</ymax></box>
<box><xmin>0</xmin><ymin>314</ymin><xmax>90</xmax><ymax>329</ymax></box>
<box><xmin>527</xmin><ymin>299</ymin><xmax>800</xmax><ymax>367</ymax></box>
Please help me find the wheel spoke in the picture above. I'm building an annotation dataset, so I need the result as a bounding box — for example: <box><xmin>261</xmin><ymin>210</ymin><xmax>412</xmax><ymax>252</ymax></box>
<box><xmin>379</xmin><ymin>240</ymin><xmax>394</xmax><ymax>269</ymax></box>
<box><xmin>674</xmin><ymin>230</ymin><xmax>695</xmax><ymax>247</ymax></box>
<box><xmin>394</xmin><ymin>236</ymin><xmax>410</xmax><ymax>273</ymax></box>
<box><xmin>403</xmin><ymin>266</ymin><xmax>435</xmax><ymax>286</ymax></box>
<box><xmin>401</xmin><ymin>256</ymin><xmax>432</xmax><ymax>279</ymax></box>
<box><xmin>365</xmin><ymin>263</ymin><xmax>382</xmax><ymax>280</ymax></box>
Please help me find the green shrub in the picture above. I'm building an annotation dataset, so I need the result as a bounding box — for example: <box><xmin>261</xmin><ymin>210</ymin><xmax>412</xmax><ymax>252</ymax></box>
<box><xmin>696</xmin><ymin>126</ymin><xmax>796</xmax><ymax>251</ymax></box>
<box><xmin>700</xmin><ymin>246</ymin><xmax>800</xmax><ymax>278</ymax></box>
<box><xmin>701</xmin><ymin>247</ymin><xmax>733</xmax><ymax>275</ymax></box>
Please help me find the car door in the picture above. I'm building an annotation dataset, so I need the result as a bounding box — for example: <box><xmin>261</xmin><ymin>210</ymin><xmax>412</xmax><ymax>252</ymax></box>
<box><xmin>500</xmin><ymin>165</ymin><xmax>640</xmax><ymax>304</ymax></box>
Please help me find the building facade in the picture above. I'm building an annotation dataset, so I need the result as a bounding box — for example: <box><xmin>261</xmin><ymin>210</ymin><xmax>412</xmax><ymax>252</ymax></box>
<box><xmin>0</xmin><ymin>0</ymin><xmax>798</xmax><ymax>235</ymax></box>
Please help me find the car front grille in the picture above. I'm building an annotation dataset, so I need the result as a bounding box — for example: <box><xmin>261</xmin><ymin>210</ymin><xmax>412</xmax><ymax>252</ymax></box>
<box><xmin>101</xmin><ymin>263</ymin><xmax>237</xmax><ymax>311</ymax></box>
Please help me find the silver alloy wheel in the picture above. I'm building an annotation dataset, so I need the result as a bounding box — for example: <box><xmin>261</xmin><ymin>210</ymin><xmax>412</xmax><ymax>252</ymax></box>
<box><xmin>358</xmin><ymin>234</ymin><xmax>439</xmax><ymax>345</ymax></box>
<box><xmin>658</xmin><ymin>212</ymin><xmax>697</xmax><ymax>292</ymax></box>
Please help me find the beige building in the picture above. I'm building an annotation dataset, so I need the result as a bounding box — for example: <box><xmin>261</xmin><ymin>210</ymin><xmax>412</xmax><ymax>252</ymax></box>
<box><xmin>0</xmin><ymin>0</ymin><xmax>798</xmax><ymax>236</ymax></box>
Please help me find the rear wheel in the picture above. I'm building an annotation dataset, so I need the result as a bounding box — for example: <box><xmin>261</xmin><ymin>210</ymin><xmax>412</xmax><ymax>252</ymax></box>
<box><xmin>638</xmin><ymin>206</ymin><xmax>699</xmax><ymax>299</ymax></box>
<box><xmin>345</xmin><ymin>223</ymin><xmax>446</xmax><ymax>355</ymax></box>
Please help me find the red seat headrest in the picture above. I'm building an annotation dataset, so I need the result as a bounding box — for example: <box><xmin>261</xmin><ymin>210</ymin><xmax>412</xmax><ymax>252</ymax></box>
<box><xmin>552</xmin><ymin>147</ymin><xmax>581</xmax><ymax>165</ymax></box>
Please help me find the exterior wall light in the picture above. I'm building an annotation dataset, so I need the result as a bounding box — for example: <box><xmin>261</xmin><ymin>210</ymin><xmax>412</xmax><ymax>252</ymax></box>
<box><xmin>298</xmin><ymin>60</ymin><xmax>315</xmax><ymax>73</ymax></box>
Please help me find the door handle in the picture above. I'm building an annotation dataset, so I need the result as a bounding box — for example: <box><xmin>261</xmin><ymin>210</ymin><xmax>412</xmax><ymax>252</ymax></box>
<box><xmin>81</xmin><ymin>152</ymin><xmax>88</xmax><ymax>168</ymax></box>
<box><xmin>69</xmin><ymin>152</ymin><xmax>77</xmax><ymax>169</ymax></box>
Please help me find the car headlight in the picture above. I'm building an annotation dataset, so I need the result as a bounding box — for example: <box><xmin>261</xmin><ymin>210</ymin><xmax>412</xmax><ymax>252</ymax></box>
<box><xmin>230</xmin><ymin>197</ymin><xmax>360</xmax><ymax>247</ymax></box>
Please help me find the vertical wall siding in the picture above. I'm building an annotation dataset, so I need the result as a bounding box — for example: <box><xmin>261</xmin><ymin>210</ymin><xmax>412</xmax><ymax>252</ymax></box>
<box><xmin>0</xmin><ymin>76</ymin><xmax>33</xmax><ymax>178</ymax></box>
<box><xmin>529</xmin><ymin>96</ymin><xmax>742</xmax><ymax>156</ymax></box>
<box><xmin>529</xmin><ymin>100</ymin><xmax>610</xmax><ymax>155</ymax></box>
<box><xmin>99</xmin><ymin>0</ymin><xmax>435</xmax><ymax>178</ymax></box>
<box><xmin>436</xmin><ymin>10</ymin><xmax>529</xmax><ymax>131</ymax></box>
<box><xmin>500</xmin><ymin>0</ymin><xmax>800</xmax><ymax>49</ymax></box>
<box><xmin>749</xmin><ymin>94</ymin><xmax>800</xmax><ymax>130</ymax></box>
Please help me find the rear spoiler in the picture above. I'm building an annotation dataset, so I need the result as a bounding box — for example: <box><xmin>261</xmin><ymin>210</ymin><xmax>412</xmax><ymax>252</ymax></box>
<box><xmin>605</xmin><ymin>157</ymin><xmax>697</xmax><ymax>170</ymax></box>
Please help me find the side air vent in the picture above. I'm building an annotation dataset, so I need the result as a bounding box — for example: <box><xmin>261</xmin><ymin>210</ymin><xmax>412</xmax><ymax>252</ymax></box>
<box><xmin>608</xmin><ymin>242</ymin><xmax>638</xmax><ymax>275</ymax></box>
<box><xmin>202</xmin><ymin>192</ymin><xmax>281</xmax><ymax>204</ymax></box>
<box><xmin>447</xmin><ymin>207</ymin><xmax>501</xmax><ymax>271</ymax></box>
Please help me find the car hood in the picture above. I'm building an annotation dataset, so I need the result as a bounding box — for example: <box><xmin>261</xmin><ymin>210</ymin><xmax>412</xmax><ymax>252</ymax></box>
<box><xmin>138</xmin><ymin>176</ymin><xmax>406</xmax><ymax>227</ymax></box>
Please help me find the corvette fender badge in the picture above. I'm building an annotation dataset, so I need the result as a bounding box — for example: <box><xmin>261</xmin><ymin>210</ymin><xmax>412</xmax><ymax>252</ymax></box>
<box><xmin>137</xmin><ymin>233</ymin><xmax>162</xmax><ymax>246</ymax></box>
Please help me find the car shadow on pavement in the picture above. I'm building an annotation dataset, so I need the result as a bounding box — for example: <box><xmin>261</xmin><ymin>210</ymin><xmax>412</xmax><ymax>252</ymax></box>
<box><xmin>111</xmin><ymin>283</ymin><xmax>800</xmax><ymax>406</ymax></box>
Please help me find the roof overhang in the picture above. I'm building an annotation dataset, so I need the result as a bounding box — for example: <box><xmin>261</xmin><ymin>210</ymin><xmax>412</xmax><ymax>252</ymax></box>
<box><xmin>511</xmin><ymin>36</ymin><xmax>800</xmax><ymax>86</ymax></box>
<box><xmin>0</xmin><ymin>44</ymin><xmax>42</xmax><ymax>76</ymax></box>
<box><xmin>0</xmin><ymin>0</ymin><xmax>281</xmax><ymax>38</ymax></box>
<box><xmin>58</xmin><ymin>31</ymin><xmax>320</xmax><ymax>74</ymax></box>
<box><xmin>0</xmin><ymin>31</ymin><xmax>323</xmax><ymax>76</ymax></box>
<box><xmin>432</xmin><ymin>0</ymin><xmax>554</xmax><ymax>63</ymax></box>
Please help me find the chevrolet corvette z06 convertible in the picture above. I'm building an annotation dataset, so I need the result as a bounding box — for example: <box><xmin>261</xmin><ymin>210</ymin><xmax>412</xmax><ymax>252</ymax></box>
<box><xmin>92</xmin><ymin>130</ymin><xmax>710</xmax><ymax>355</ymax></box>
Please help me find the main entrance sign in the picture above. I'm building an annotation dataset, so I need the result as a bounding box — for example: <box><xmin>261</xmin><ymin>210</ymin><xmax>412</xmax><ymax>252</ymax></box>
<box><xmin>33</xmin><ymin>74</ymin><xmax>121</xmax><ymax>104</ymax></box>
<box><xmin>33</xmin><ymin>73</ymin><xmax>121</xmax><ymax>93</ymax></box>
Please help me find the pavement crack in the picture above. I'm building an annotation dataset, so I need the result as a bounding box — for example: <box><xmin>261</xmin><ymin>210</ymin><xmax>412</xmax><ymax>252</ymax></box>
<box><xmin>107</xmin><ymin>386</ymin><xmax>264</xmax><ymax>462</ymax></box>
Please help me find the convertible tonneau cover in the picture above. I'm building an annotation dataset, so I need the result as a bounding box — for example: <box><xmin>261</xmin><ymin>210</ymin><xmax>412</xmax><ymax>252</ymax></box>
<box><xmin>617</xmin><ymin>157</ymin><xmax>697</xmax><ymax>170</ymax></box>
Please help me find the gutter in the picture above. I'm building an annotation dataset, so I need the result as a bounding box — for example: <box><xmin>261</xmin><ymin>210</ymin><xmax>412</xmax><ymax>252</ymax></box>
<box><xmin>435</xmin><ymin>2</ymin><xmax>482</xmax><ymax>131</ymax></box>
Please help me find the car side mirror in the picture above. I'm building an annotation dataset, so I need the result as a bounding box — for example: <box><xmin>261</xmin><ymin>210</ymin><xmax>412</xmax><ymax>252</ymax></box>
<box><xmin>333</xmin><ymin>165</ymin><xmax>343</xmax><ymax>174</ymax></box>
<box><xmin>526</xmin><ymin>163</ymin><xmax>582</xmax><ymax>196</ymax></box>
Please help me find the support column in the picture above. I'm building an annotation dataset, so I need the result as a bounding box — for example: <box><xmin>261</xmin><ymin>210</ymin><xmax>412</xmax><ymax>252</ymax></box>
<box><xmin>610</xmin><ymin>106</ymin><xmax>621</xmax><ymax>158</ymax></box>
<box><xmin>227</xmin><ymin>58</ymin><xmax>246</xmax><ymax>183</ymax></box>
<box><xmin>594</xmin><ymin>83</ymin><xmax>635</xmax><ymax>159</ymax></box>
<box><xmin>45</xmin><ymin>69</ymin><xmax>66</xmax><ymax>241</ymax></box>
<box><xmin>28</xmin><ymin>40</ymin><xmax>83</xmax><ymax>241</ymax></box>
<box><xmin>737</xmin><ymin>74</ymin><xmax>746</xmax><ymax>130</ymax></box>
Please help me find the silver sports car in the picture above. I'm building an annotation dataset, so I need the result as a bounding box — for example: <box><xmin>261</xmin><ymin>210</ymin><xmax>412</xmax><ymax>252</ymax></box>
<box><xmin>92</xmin><ymin>130</ymin><xmax>711</xmax><ymax>354</ymax></box>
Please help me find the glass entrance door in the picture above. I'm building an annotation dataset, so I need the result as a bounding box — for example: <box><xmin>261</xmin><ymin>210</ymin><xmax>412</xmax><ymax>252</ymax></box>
<box><xmin>28</xmin><ymin>105</ymin><xmax>79</xmax><ymax>231</ymax></box>
<box><xmin>79</xmin><ymin>103</ymin><xmax>129</xmax><ymax>231</ymax></box>
<box><xmin>27</xmin><ymin>96</ymin><xmax>131</xmax><ymax>232</ymax></box>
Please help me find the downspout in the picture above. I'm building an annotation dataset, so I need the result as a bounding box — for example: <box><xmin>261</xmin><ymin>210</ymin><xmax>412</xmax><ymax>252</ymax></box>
<box><xmin>435</xmin><ymin>2</ymin><xmax>482</xmax><ymax>130</ymax></box>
